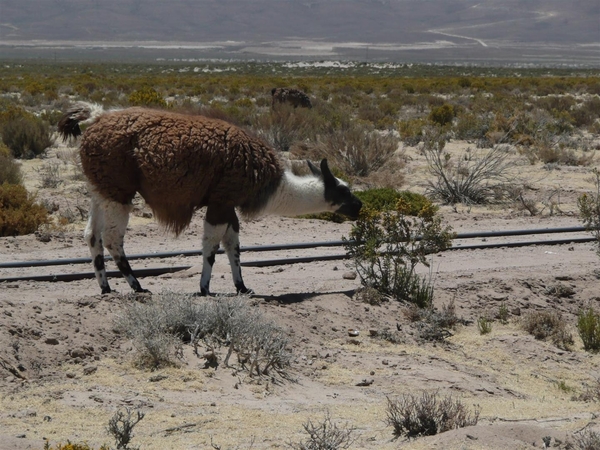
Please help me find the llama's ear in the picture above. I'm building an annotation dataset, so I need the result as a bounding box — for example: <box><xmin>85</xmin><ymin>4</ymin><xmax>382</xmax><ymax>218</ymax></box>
<box><xmin>307</xmin><ymin>160</ymin><xmax>321</xmax><ymax>177</ymax></box>
<box><xmin>320</xmin><ymin>159</ymin><xmax>337</xmax><ymax>187</ymax></box>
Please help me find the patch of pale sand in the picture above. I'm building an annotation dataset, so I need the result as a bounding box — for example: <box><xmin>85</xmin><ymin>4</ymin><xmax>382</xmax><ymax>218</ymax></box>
<box><xmin>445</xmin><ymin>325</ymin><xmax>598</xmax><ymax>427</ymax></box>
<box><xmin>0</xmin><ymin>358</ymin><xmax>398</xmax><ymax>449</ymax></box>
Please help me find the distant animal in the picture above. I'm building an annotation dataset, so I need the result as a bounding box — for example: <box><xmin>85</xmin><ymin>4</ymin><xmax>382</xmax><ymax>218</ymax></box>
<box><xmin>58</xmin><ymin>104</ymin><xmax>361</xmax><ymax>296</ymax></box>
<box><xmin>271</xmin><ymin>88</ymin><xmax>313</xmax><ymax>109</ymax></box>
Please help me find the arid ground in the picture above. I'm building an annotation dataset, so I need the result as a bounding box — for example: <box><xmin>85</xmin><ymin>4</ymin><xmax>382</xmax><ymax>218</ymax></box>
<box><xmin>0</xmin><ymin>139</ymin><xmax>599</xmax><ymax>450</ymax></box>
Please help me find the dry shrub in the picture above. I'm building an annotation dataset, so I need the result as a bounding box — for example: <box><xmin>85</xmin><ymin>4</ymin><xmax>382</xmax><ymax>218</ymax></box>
<box><xmin>251</xmin><ymin>105</ymin><xmax>317</xmax><ymax>152</ymax></box>
<box><xmin>521</xmin><ymin>310</ymin><xmax>574</xmax><ymax>350</ymax></box>
<box><xmin>0</xmin><ymin>183</ymin><xmax>49</xmax><ymax>236</ymax></box>
<box><xmin>107</xmin><ymin>407</ymin><xmax>145</xmax><ymax>450</ymax></box>
<box><xmin>574</xmin><ymin>429</ymin><xmax>600</xmax><ymax>450</ymax></box>
<box><xmin>0</xmin><ymin>144</ymin><xmax>23</xmax><ymax>185</ymax></box>
<box><xmin>416</xmin><ymin>299</ymin><xmax>461</xmax><ymax>342</ymax></box>
<box><xmin>289</xmin><ymin>412</ymin><xmax>356</xmax><ymax>450</ymax></box>
<box><xmin>573</xmin><ymin>378</ymin><xmax>600</xmax><ymax>403</ymax></box>
<box><xmin>386</xmin><ymin>391</ymin><xmax>479</xmax><ymax>438</ymax></box>
<box><xmin>424</xmin><ymin>130</ymin><xmax>514</xmax><ymax>205</ymax></box>
<box><xmin>293</xmin><ymin>124</ymin><xmax>400</xmax><ymax>177</ymax></box>
<box><xmin>116</xmin><ymin>292</ymin><xmax>293</xmax><ymax>379</ymax></box>
<box><xmin>36</xmin><ymin>161</ymin><xmax>63</xmax><ymax>188</ymax></box>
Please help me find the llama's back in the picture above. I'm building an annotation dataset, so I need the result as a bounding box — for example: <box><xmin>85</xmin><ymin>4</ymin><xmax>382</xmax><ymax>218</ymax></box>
<box><xmin>80</xmin><ymin>107</ymin><xmax>284</xmax><ymax>234</ymax></box>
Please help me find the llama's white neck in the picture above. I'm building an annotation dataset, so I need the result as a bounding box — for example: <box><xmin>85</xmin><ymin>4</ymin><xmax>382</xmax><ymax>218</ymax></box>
<box><xmin>261</xmin><ymin>171</ymin><xmax>333</xmax><ymax>217</ymax></box>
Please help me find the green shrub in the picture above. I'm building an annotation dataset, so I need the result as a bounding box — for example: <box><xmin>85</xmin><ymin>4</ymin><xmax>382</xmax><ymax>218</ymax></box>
<box><xmin>0</xmin><ymin>109</ymin><xmax>53</xmax><ymax>158</ymax></box>
<box><xmin>355</xmin><ymin>189</ymin><xmax>435</xmax><ymax>215</ymax></box>
<box><xmin>577</xmin><ymin>308</ymin><xmax>600</xmax><ymax>352</ymax></box>
<box><xmin>344</xmin><ymin>202</ymin><xmax>454</xmax><ymax>307</ymax></box>
<box><xmin>128</xmin><ymin>87</ymin><xmax>167</xmax><ymax>107</ymax></box>
<box><xmin>0</xmin><ymin>143</ymin><xmax>22</xmax><ymax>185</ymax></box>
<box><xmin>429</xmin><ymin>103</ymin><xmax>455</xmax><ymax>127</ymax></box>
<box><xmin>477</xmin><ymin>317</ymin><xmax>492</xmax><ymax>335</ymax></box>
<box><xmin>0</xmin><ymin>183</ymin><xmax>49</xmax><ymax>236</ymax></box>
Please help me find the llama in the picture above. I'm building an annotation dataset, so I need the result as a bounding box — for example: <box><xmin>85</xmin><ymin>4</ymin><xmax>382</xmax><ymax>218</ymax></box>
<box><xmin>271</xmin><ymin>88</ymin><xmax>313</xmax><ymax>109</ymax></box>
<box><xmin>58</xmin><ymin>104</ymin><xmax>362</xmax><ymax>296</ymax></box>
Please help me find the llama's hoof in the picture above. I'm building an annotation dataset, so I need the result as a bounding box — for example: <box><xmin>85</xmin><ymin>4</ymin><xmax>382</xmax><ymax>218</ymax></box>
<box><xmin>135</xmin><ymin>288</ymin><xmax>152</xmax><ymax>294</ymax></box>
<box><xmin>196</xmin><ymin>288</ymin><xmax>210</xmax><ymax>297</ymax></box>
<box><xmin>101</xmin><ymin>286</ymin><xmax>112</xmax><ymax>295</ymax></box>
<box><xmin>237</xmin><ymin>287</ymin><xmax>254</xmax><ymax>296</ymax></box>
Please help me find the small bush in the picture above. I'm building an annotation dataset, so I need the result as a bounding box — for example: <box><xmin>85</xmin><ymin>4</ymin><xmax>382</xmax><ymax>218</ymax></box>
<box><xmin>415</xmin><ymin>300</ymin><xmax>460</xmax><ymax>342</ymax></box>
<box><xmin>574</xmin><ymin>429</ymin><xmax>600</xmax><ymax>450</ymax></box>
<box><xmin>577</xmin><ymin>307</ymin><xmax>600</xmax><ymax>352</ymax></box>
<box><xmin>36</xmin><ymin>162</ymin><xmax>63</xmax><ymax>188</ymax></box>
<box><xmin>289</xmin><ymin>412</ymin><xmax>356</xmax><ymax>450</ymax></box>
<box><xmin>107</xmin><ymin>408</ymin><xmax>145</xmax><ymax>450</ymax></box>
<box><xmin>429</xmin><ymin>103</ymin><xmax>454</xmax><ymax>127</ymax></box>
<box><xmin>386</xmin><ymin>391</ymin><xmax>479</xmax><ymax>438</ymax></box>
<box><xmin>345</xmin><ymin>203</ymin><xmax>453</xmax><ymax>307</ymax></box>
<box><xmin>0</xmin><ymin>144</ymin><xmax>23</xmax><ymax>185</ymax></box>
<box><xmin>0</xmin><ymin>183</ymin><xmax>49</xmax><ymax>236</ymax></box>
<box><xmin>498</xmin><ymin>302</ymin><xmax>509</xmax><ymax>324</ymax></box>
<box><xmin>477</xmin><ymin>317</ymin><xmax>492</xmax><ymax>335</ymax></box>
<box><xmin>0</xmin><ymin>109</ymin><xmax>53</xmax><ymax>158</ymax></box>
<box><xmin>521</xmin><ymin>310</ymin><xmax>574</xmax><ymax>350</ymax></box>
<box><xmin>573</xmin><ymin>378</ymin><xmax>600</xmax><ymax>402</ymax></box>
<box><xmin>424</xmin><ymin>131</ymin><xmax>514</xmax><ymax>205</ymax></box>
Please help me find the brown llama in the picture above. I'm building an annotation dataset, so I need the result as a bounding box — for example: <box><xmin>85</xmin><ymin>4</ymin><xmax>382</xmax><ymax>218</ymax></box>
<box><xmin>58</xmin><ymin>103</ymin><xmax>361</xmax><ymax>296</ymax></box>
<box><xmin>271</xmin><ymin>88</ymin><xmax>313</xmax><ymax>109</ymax></box>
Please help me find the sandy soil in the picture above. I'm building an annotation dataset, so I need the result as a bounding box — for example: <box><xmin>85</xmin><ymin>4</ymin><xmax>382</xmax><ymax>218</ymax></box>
<box><xmin>0</xmin><ymin>140</ymin><xmax>599</xmax><ymax>450</ymax></box>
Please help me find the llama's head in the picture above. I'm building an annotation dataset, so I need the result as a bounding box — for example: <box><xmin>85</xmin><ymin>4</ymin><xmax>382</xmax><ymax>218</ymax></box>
<box><xmin>307</xmin><ymin>159</ymin><xmax>362</xmax><ymax>219</ymax></box>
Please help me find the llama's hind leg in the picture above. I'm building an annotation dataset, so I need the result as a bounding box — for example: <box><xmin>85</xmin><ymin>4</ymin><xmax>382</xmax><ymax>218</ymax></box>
<box><xmin>101</xmin><ymin>199</ymin><xmax>148</xmax><ymax>293</ymax></box>
<box><xmin>85</xmin><ymin>197</ymin><xmax>111</xmax><ymax>294</ymax></box>
<box><xmin>221</xmin><ymin>213</ymin><xmax>252</xmax><ymax>295</ymax></box>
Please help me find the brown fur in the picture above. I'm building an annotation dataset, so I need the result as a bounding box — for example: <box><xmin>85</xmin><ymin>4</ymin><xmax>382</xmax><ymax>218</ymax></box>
<box><xmin>78</xmin><ymin>107</ymin><xmax>284</xmax><ymax>235</ymax></box>
<box><xmin>271</xmin><ymin>88</ymin><xmax>312</xmax><ymax>109</ymax></box>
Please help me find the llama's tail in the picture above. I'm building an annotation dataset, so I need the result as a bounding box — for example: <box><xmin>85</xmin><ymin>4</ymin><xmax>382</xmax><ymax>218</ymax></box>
<box><xmin>57</xmin><ymin>102</ymin><xmax>105</xmax><ymax>141</ymax></box>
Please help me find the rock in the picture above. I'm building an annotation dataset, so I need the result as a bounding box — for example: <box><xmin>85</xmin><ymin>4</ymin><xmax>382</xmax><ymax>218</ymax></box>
<box><xmin>342</xmin><ymin>271</ymin><xmax>357</xmax><ymax>280</ymax></box>
<box><xmin>83</xmin><ymin>366</ymin><xmax>97</xmax><ymax>376</ymax></box>
<box><xmin>44</xmin><ymin>338</ymin><xmax>59</xmax><ymax>345</ymax></box>
<box><xmin>149</xmin><ymin>374</ymin><xmax>168</xmax><ymax>382</ymax></box>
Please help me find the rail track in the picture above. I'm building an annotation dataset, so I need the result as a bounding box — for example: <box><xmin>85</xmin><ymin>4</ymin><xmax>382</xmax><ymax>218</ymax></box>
<box><xmin>0</xmin><ymin>226</ymin><xmax>595</xmax><ymax>284</ymax></box>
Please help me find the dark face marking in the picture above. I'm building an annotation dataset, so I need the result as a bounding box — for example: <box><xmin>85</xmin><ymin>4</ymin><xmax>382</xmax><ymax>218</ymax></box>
<box><xmin>316</xmin><ymin>159</ymin><xmax>362</xmax><ymax>220</ymax></box>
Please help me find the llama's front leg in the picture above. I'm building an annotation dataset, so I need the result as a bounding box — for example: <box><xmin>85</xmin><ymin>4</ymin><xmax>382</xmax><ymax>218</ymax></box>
<box><xmin>85</xmin><ymin>197</ymin><xmax>111</xmax><ymax>294</ymax></box>
<box><xmin>222</xmin><ymin>216</ymin><xmax>252</xmax><ymax>295</ymax></box>
<box><xmin>199</xmin><ymin>221</ymin><xmax>227</xmax><ymax>296</ymax></box>
<box><xmin>102</xmin><ymin>200</ymin><xmax>148</xmax><ymax>293</ymax></box>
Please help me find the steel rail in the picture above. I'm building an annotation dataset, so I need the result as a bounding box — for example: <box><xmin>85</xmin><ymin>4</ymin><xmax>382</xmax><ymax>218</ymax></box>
<box><xmin>0</xmin><ymin>226</ymin><xmax>590</xmax><ymax>270</ymax></box>
<box><xmin>0</xmin><ymin>234</ymin><xmax>595</xmax><ymax>284</ymax></box>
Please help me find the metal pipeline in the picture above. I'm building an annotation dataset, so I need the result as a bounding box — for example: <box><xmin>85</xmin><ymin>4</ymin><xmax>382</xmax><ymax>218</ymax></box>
<box><xmin>0</xmin><ymin>226</ymin><xmax>590</xmax><ymax>270</ymax></box>
<box><xmin>0</xmin><ymin>233</ymin><xmax>595</xmax><ymax>284</ymax></box>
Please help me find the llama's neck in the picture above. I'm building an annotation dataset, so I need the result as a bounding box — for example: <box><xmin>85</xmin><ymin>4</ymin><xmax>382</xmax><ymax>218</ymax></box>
<box><xmin>261</xmin><ymin>172</ymin><xmax>332</xmax><ymax>217</ymax></box>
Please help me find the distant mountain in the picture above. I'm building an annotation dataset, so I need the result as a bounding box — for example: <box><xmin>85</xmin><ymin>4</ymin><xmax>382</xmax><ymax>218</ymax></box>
<box><xmin>1</xmin><ymin>0</ymin><xmax>599</xmax><ymax>65</ymax></box>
